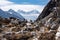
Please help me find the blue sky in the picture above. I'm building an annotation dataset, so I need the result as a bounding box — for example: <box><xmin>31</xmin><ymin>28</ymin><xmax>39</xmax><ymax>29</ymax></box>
<box><xmin>9</xmin><ymin>0</ymin><xmax>49</xmax><ymax>5</ymax></box>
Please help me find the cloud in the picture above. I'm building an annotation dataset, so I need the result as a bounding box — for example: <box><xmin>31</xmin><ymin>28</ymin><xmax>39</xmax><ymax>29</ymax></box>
<box><xmin>0</xmin><ymin>0</ymin><xmax>14</xmax><ymax>6</ymax></box>
<box><xmin>0</xmin><ymin>0</ymin><xmax>44</xmax><ymax>12</ymax></box>
<box><xmin>0</xmin><ymin>5</ymin><xmax>44</xmax><ymax>12</ymax></box>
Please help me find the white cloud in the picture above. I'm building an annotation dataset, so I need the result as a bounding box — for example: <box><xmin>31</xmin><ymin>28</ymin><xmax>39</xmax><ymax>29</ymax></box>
<box><xmin>1</xmin><ymin>5</ymin><xmax>44</xmax><ymax>12</ymax></box>
<box><xmin>0</xmin><ymin>0</ymin><xmax>14</xmax><ymax>6</ymax></box>
<box><xmin>0</xmin><ymin>0</ymin><xmax>44</xmax><ymax>12</ymax></box>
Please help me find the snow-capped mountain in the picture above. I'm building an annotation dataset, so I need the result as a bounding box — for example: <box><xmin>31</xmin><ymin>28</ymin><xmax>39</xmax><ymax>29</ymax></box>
<box><xmin>18</xmin><ymin>10</ymin><xmax>26</xmax><ymax>14</ymax></box>
<box><xmin>8</xmin><ymin>9</ymin><xmax>25</xmax><ymax>20</ymax></box>
<box><xmin>28</xmin><ymin>10</ymin><xmax>40</xmax><ymax>14</ymax></box>
<box><xmin>0</xmin><ymin>9</ymin><xmax>25</xmax><ymax>21</ymax></box>
<box><xmin>17</xmin><ymin>9</ymin><xmax>40</xmax><ymax>14</ymax></box>
<box><xmin>0</xmin><ymin>9</ymin><xmax>40</xmax><ymax>21</ymax></box>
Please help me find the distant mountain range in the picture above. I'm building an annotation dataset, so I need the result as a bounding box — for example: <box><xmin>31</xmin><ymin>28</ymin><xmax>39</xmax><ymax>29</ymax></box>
<box><xmin>17</xmin><ymin>9</ymin><xmax>40</xmax><ymax>21</ymax></box>
<box><xmin>0</xmin><ymin>9</ymin><xmax>25</xmax><ymax>21</ymax></box>
<box><xmin>0</xmin><ymin>9</ymin><xmax>40</xmax><ymax>21</ymax></box>
<box><xmin>17</xmin><ymin>10</ymin><xmax>40</xmax><ymax>14</ymax></box>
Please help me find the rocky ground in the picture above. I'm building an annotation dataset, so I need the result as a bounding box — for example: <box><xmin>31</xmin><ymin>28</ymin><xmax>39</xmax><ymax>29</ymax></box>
<box><xmin>0</xmin><ymin>13</ymin><xmax>60</xmax><ymax>40</ymax></box>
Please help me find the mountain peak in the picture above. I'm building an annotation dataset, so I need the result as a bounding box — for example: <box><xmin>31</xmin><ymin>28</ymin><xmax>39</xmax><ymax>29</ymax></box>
<box><xmin>17</xmin><ymin>9</ymin><xmax>40</xmax><ymax>14</ymax></box>
<box><xmin>27</xmin><ymin>9</ymin><xmax>40</xmax><ymax>14</ymax></box>
<box><xmin>8</xmin><ymin>9</ymin><xmax>15</xmax><ymax>12</ymax></box>
<box><xmin>18</xmin><ymin>10</ymin><xmax>26</xmax><ymax>13</ymax></box>
<box><xmin>30</xmin><ymin>10</ymin><xmax>39</xmax><ymax>13</ymax></box>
